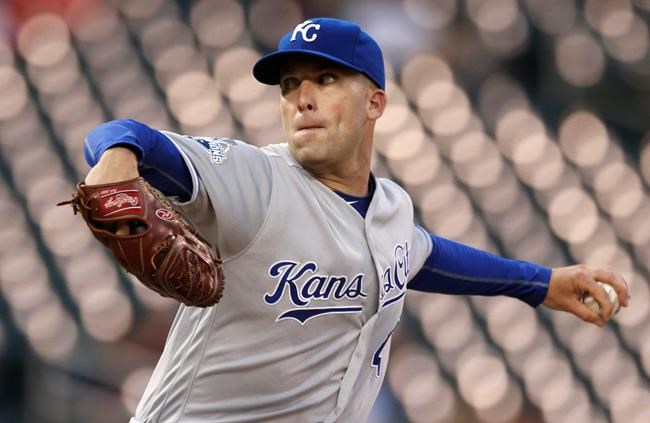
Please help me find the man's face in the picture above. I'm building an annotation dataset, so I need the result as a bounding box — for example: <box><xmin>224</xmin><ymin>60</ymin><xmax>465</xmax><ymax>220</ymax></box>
<box><xmin>279</xmin><ymin>56</ymin><xmax>375</xmax><ymax>173</ymax></box>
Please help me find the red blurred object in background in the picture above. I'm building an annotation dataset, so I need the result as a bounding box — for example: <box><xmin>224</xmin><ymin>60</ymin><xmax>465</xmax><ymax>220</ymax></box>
<box><xmin>6</xmin><ymin>0</ymin><xmax>100</xmax><ymax>30</ymax></box>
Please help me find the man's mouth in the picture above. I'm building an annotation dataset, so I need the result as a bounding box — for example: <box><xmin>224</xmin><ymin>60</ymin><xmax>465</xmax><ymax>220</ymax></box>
<box><xmin>296</xmin><ymin>125</ymin><xmax>324</xmax><ymax>133</ymax></box>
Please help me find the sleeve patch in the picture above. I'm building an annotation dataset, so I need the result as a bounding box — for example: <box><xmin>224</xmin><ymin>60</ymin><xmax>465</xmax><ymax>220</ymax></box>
<box><xmin>186</xmin><ymin>136</ymin><xmax>239</xmax><ymax>164</ymax></box>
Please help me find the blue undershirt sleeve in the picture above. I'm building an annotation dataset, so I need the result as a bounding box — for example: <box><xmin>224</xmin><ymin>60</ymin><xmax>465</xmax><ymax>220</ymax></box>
<box><xmin>408</xmin><ymin>234</ymin><xmax>551</xmax><ymax>307</ymax></box>
<box><xmin>84</xmin><ymin>119</ymin><xmax>193</xmax><ymax>201</ymax></box>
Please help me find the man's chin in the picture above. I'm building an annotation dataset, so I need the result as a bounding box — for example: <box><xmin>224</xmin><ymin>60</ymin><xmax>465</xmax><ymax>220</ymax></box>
<box><xmin>290</xmin><ymin>133</ymin><xmax>322</xmax><ymax>151</ymax></box>
<box><xmin>289</xmin><ymin>144</ymin><xmax>329</xmax><ymax>169</ymax></box>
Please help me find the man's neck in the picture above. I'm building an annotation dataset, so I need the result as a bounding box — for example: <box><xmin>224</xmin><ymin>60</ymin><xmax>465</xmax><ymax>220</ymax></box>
<box><xmin>290</xmin><ymin>132</ymin><xmax>374</xmax><ymax>195</ymax></box>
<box><xmin>309</xmin><ymin>143</ymin><xmax>373</xmax><ymax>196</ymax></box>
<box><xmin>315</xmin><ymin>172</ymin><xmax>370</xmax><ymax>196</ymax></box>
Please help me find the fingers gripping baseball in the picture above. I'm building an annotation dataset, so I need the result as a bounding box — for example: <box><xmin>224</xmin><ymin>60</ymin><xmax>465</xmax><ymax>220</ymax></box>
<box><xmin>542</xmin><ymin>265</ymin><xmax>629</xmax><ymax>327</ymax></box>
<box><xmin>544</xmin><ymin>267</ymin><xmax>604</xmax><ymax>326</ymax></box>
<box><xmin>591</xmin><ymin>267</ymin><xmax>629</xmax><ymax>308</ymax></box>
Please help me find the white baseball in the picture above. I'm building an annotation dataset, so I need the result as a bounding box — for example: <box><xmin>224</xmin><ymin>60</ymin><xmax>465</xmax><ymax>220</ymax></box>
<box><xmin>583</xmin><ymin>282</ymin><xmax>620</xmax><ymax>317</ymax></box>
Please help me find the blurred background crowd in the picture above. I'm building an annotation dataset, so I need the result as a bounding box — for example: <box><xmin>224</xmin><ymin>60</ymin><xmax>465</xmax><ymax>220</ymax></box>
<box><xmin>0</xmin><ymin>0</ymin><xmax>649</xmax><ymax>422</ymax></box>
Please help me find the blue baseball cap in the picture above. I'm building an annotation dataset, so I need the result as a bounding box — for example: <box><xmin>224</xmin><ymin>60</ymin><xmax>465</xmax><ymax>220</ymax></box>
<box><xmin>253</xmin><ymin>18</ymin><xmax>385</xmax><ymax>90</ymax></box>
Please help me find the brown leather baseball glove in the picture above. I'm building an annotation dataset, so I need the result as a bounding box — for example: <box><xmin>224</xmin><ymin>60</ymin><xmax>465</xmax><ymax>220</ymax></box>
<box><xmin>58</xmin><ymin>177</ymin><xmax>224</xmax><ymax>307</ymax></box>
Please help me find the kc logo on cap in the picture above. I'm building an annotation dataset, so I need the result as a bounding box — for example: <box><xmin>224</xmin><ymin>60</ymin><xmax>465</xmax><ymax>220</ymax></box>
<box><xmin>290</xmin><ymin>20</ymin><xmax>321</xmax><ymax>43</ymax></box>
<box><xmin>253</xmin><ymin>18</ymin><xmax>386</xmax><ymax>90</ymax></box>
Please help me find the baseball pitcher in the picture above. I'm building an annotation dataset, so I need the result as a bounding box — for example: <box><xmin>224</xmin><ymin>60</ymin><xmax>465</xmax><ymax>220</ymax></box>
<box><xmin>64</xmin><ymin>18</ymin><xmax>629</xmax><ymax>423</ymax></box>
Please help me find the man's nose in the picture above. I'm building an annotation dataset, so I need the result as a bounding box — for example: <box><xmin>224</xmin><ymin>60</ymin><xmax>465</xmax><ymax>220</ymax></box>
<box><xmin>297</xmin><ymin>80</ymin><xmax>317</xmax><ymax>112</ymax></box>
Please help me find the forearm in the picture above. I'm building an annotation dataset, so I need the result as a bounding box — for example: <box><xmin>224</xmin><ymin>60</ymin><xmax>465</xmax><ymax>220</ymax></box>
<box><xmin>84</xmin><ymin>119</ymin><xmax>193</xmax><ymax>200</ymax></box>
<box><xmin>407</xmin><ymin>235</ymin><xmax>551</xmax><ymax>306</ymax></box>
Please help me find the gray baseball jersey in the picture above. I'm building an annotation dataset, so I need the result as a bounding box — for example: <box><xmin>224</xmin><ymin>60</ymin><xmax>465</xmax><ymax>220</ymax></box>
<box><xmin>130</xmin><ymin>133</ymin><xmax>432</xmax><ymax>423</ymax></box>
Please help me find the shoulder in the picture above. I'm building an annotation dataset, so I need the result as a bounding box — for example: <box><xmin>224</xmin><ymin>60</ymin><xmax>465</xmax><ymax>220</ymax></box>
<box><xmin>161</xmin><ymin>132</ymin><xmax>272</xmax><ymax>165</ymax></box>
<box><xmin>162</xmin><ymin>132</ymin><xmax>246</xmax><ymax>155</ymax></box>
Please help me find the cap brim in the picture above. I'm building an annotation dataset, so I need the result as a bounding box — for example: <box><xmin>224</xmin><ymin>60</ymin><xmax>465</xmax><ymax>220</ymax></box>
<box><xmin>253</xmin><ymin>49</ymin><xmax>373</xmax><ymax>87</ymax></box>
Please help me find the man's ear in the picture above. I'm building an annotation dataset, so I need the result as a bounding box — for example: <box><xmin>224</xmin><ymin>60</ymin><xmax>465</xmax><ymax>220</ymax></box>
<box><xmin>368</xmin><ymin>89</ymin><xmax>387</xmax><ymax>121</ymax></box>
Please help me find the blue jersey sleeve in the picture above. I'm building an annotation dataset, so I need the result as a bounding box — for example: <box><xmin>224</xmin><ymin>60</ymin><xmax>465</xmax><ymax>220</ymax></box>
<box><xmin>84</xmin><ymin>119</ymin><xmax>193</xmax><ymax>201</ymax></box>
<box><xmin>408</xmin><ymin>235</ymin><xmax>551</xmax><ymax>307</ymax></box>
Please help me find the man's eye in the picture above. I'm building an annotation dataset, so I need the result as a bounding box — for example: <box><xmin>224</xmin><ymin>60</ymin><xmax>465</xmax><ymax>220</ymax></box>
<box><xmin>319</xmin><ymin>74</ymin><xmax>335</xmax><ymax>84</ymax></box>
<box><xmin>281</xmin><ymin>77</ymin><xmax>299</xmax><ymax>91</ymax></box>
